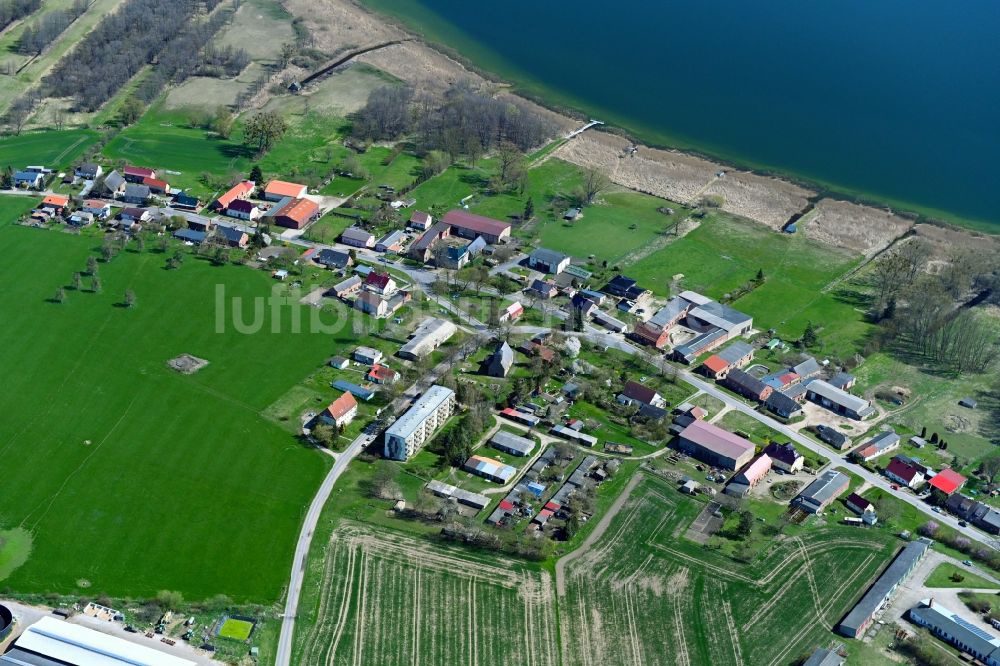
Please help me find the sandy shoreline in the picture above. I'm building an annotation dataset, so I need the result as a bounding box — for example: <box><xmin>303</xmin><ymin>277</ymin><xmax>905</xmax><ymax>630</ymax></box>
<box><xmin>287</xmin><ymin>0</ymin><xmax>986</xmax><ymax>258</ymax></box>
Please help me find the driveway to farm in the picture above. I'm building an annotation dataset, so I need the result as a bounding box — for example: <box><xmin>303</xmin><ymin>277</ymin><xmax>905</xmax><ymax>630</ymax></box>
<box><xmin>274</xmin><ymin>431</ymin><xmax>372</xmax><ymax>666</ymax></box>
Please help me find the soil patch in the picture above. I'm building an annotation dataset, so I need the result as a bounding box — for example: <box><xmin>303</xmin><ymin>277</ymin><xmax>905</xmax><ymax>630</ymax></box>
<box><xmin>167</xmin><ymin>354</ymin><xmax>209</xmax><ymax>375</ymax></box>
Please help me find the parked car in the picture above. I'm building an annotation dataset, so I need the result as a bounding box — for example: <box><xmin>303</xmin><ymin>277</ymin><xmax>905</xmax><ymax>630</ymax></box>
<box><xmin>959</xmin><ymin>520</ymin><xmax>968</xmax><ymax>527</ymax></box>
<box><xmin>963</xmin><ymin>560</ymin><xmax>973</xmax><ymax>566</ymax></box>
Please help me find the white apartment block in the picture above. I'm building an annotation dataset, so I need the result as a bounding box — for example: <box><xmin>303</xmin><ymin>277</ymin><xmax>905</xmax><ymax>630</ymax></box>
<box><xmin>383</xmin><ymin>385</ymin><xmax>456</xmax><ymax>460</ymax></box>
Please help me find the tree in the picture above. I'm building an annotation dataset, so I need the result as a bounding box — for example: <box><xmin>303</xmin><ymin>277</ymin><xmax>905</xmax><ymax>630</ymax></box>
<box><xmin>118</xmin><ymin>96</ymin><xmax>145</xmax><ymax>126</ymax></box>
<box><xmin>155</xmin><ymin>590</ymin><xmax>183</xmax><ymax>609</ymax></box>
<box><xmin>53</xmin><ymin>287</ymin><xmax>65</xmax><ymax>303</ymax></box>
<box><xmin>71</xmin><ymin>272</ymin><xmax>82</xmax><ymax>290</ymax></box>
<box><xmin>135</xmin><ymin>234</ymin><xmax>145</xmax><ymax>253</ymax></box>
<box><xmin>311</xmin><ymin>423</ymin><xmax>336</xmax><ymax>448</ymax></box>
<box><xmin>249</xmin><ymin>164</ymin><xmax>263</xmax><ymax>183</ymax></box>
<box><xmin>124</xmin><ymin>289</ymin><xmax>136</xmax><ymax>308</ymax></box>
<box><xmin>86</xmin><ymin>255</ymin><xmax>98</xmax><ymax>275</ymax></box>
<box><xmin>522</xmin><ymin>197</ymin><xmax>535</xmax><ymax>222</ymax></box>
<box><xmin>211</xmin><ymin>105</ymin><xmax>234</xmax><ymax>139</ymax></box>
<box><xmin>736</xmin><ymin>510</ymin><xmax>754</xmax><ymax>539</ymax></box>
<box><xmin>90</xmin><ymin>275</ymin><xmax>101</xmax><ymax>293</ymax></box>
<box><xmin>579</xmin><ymin>166</ymin><xmax>610</xmax><ymax>205</ymax></box>
<box><xmin>800</xmin><ymin>321</ymin><xmax>817</xmax><ymax>348</ymax></box>
<box><xmin>494</xmin><ymin>141</ymin><xmax>524</xmax><ymax>189</ymax></box>
<box><xmin>755</xmin><ymin>268</ymin><xmax>765</xmax><ymax>282</ymax></box>
<box><xmin>243</xmin><ymin>111</ymin><xmax>288</xmax><ymax>156</ymax></box>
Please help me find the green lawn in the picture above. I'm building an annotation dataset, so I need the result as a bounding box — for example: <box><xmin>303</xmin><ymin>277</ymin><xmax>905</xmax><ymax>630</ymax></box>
<box><xmin>0</xmin><ymin>218</ymin><xmax>368</xmax><ymax>602</ymax></box>
<box><xmin>0</xmin><ymin>196</ymin><xmax>35</xmax><ymax>227</ymax></box>
<box><xmin>925</xmin><ymin>562</ymin><xmax>998</xmax><ymax>589</ymax></box>
<box><xmin>219</xmin><ymin>617</ymin><xmax>256</xmax><ymax>641</ymax></box>
<box><xmin>718</xmin><ymin>410</ymin><xmax>788</xmax><ymax>446</ymax></box>
<box><xmin>0</xmin><ymin>129</ymin><xmax>100</xmax><ymax>170</ymax></box>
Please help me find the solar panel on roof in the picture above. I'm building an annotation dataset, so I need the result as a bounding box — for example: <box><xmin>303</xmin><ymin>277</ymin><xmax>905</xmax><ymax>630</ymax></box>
<box><xmin>953</xmin><ymin>615</ymin><xmax>997</xmax><ymax>642</ymax></box>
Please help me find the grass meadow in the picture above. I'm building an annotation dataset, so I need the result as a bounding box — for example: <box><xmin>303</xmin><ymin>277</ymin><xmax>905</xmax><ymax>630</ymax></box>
<box><xmin>0</xmin><ymin>210</ymin><xmax>361</xmax><ymax>601</ymax></box>
<box><xmin>0</xmin><ymin>129</ymin><xmax>100</xmax><ymax>170</ymax></box>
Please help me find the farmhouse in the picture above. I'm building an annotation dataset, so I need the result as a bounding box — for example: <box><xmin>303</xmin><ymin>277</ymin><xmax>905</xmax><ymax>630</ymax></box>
<box><xmin>829</xmin><ymin>371</ymin><xmax>856</xmax><ymax>390</ymax></box>
<box><xmin>364</xmin><ymin>271</ymin><xmax>397</xmax><ymax>296</ymax></box>
<box><xmin>851</xmin><ymin>430</ymin><xmax>900</xmax><ymax>462</ymax></box>
<box><xmin>82</xmin><ymin>200</ymin><xmax>111</xmax><ymax>219</ymax></box>
<box><xmin>269</xmin><ymin>197</ymin><xmax>320</xmax><ymax>229</ymax></box>
<box><xmin>353</xmin><ymin>346</ymin><xmax>382</xmax><ymax>365</ymax></box>
<box><xmin>442</xmin><ymin>209</ymin><xmax>511</xmax><ymax>244</ymax></box>
<box><xmin>14</xmin><ymin>170</ymin><xmax>43</xmax><ymax>188</ymax></box>
<box><xmin>803</xmin><ymin>648</ymin><xmax>845</xmax><ymax>666</ymax></box>
<box><xmin>885</xmin><ymin>457</ymin><xmax>925</xmax><ymax>488</ymax></box>
<box><xmin>409</xmin><ymin>222</ymin><xmax>450</xmax><ymax>262</ymax></box>
<box><xmin>376</xmin><ymin>229</ymin><xmax>406</xmax><ymax>253</ymax></box>
<box><xmin>214</xmin><ymin>180</ymin><xmax>255</xmax><ymax>211</ymax></box>
<box><xmin>264</xmin><ymin>179</ymin><xmax>307</xmax><ymax>201</ymax></box>
<box><xmin>173</xmin><ymin>193</ymin><xmax>201</xmax><ymax>210</ymax></box>
<box><xmin>40</xmin><ymin>194</ymin><xmax>68</xmax><ymax>215</ymax></box>
<box><xmin>929</xmin><ymin>468</ymin><xmax>967</xmax><ymax>498</ymax></box>
<box><xmin>765</xmin><ymin>391</ymin><xmax>804</xmax><ymax>419</ymax></box>
<box><xmin>341</xmin><ymin>226</ymin><xmax>375</xmax><ymax>248</ymax></box>
<box><xmin>68</xmin><ymin>211</ymin><xmax>94</xmax><ymax>227</ymax></box>
<box><xmin>216</xmin><ymin>225</ymin><xmax>249</xmax><ymax>248</ymax></box>
<box><xmin>499</xmin><ymin>301</ymin><xmax>523</xmax><ymax>323</ymax></box>
<box><xmin>121</xmin><ymin>183</ymin><xmax>151</xmax><ymax>205</ymax></box>
<box><xmin>845</xmin><ymin>493</ymin><xmax>874</xmax><ymax>515</ymax></box>
<box><xmin>409</xmin><ymin>210</ymin><xmax>432</xmax><ymax>230</ymax></box>
<box><xmin>726</xmin><ymin>453</ymin><xmax>772</xmax><ymax>497</ymax></box>
<box><xmin>528</xmin><ymin>248</ymin><xmax>571</xmax><ymax>274</ymax></box>
<box><xmin>793</xmin><ymin>469</ymin><xmax>849</xmax><ymax>514</ymax></box>
<box><xmin>331</xmin><ymin>275</ymin><xmax>362</xmax><ymax>298</ymax></box>
<box><xmin>676</xmin><ymin>420</ymin><xmax>755</xmax><ymax>470</ymax></box>
<box><xmin>806</xmin><ymin>380</ymin><xmax>875</xmax><ymax>420</ymax></box>
<box><xmin>366</xmin><ymin>364</ymin><xmax>399</xmax><ymax>385</ymax></box>
<box><xmin>142</xmin><ymin>176</ymin><xmax>169</xmax><ymax>194</ymax></box>
<box><xmin>909</xmin><ymin>598</ymin><xmax>1000</xmax><ymax>664</ymax></box>
<box><xmin>700</xmin><ymin>341</ymin><xmax>754</xmax><ymax>380</ymax></box>
<box><xmin>315</xmin><ymin>248</ymin><xmax>352</xmax><ymax>269</ymax></box>
<box><xmin>484</xmin><ymin>341</ymin><xmax>514</xmax><ymax>378</ymax></box>
<box><xmin>816</xmin><ymin>424</ymin><xmax>851</xmax><ymax>450</ymax></box>
<box><xmin>617</xmin><ymin>381</ymin><xmax>666</xmax><ymax>409</ymax></box>
<box><xmin>762</xmin><ymin>442</ymin><xmax>804</xmax><ymax>472</ymax></box>
<box><xmin>123</xmin><ymin>165</ymin><xmax>156</xmax><ymax>182</ymax></box>
<box><xmin>837</xmin><ymin>539</ymin><xmax>930</xmax><ymax>637</ymax></box>
<box><xmin>226</xmin><ymin>198</ymin><xmax>260</xmax><ymax>221</ymax></box>
<box><xmin>723</xmin><ymin>368</ymin><xmax>773</xmax><ymax>402</ymax></box>
<box><xmin>120</xmin><ymin>207</ymin><xmax>150</xmax><ymax>224</ymax></box>
<box><xmin>102</xmin><ymin>170</ymin><xmax>126</xmax><ymax>195</ymax></box>
<box><xmin>490</xmin><ymin>431</ymin><xmax>536</xmax><ymax>457</ymax></box>
<box><xmin>384</xmin><ymin>385</ymin><xmax>456</xmax><ymax>460</ymax></box>
<box><xmin>355</xmin><ymin>291</ymin><xmax>390</xmax><ymax>318</ymax></box>
<box><xmin>398</xmin><ymin>318</ymin><xmax>457</xmax><ymax>360</ymax></box>
<box><xmin>332</xmin><ymin>380</ymin><xmax>375</xmax><ymax>402</ymax></box>
<box><xmin>75</xmin><ymin>162</ymin><xmax>103</xmax><ymax>180</ymax></box>
<box><xmin>320</xmin><ymin>392</ymin><xmax>358</xmax><ymax>428</ymax></box>
<box><xmin>0</xmin><ymin>616</ymin><xmax>195</xmax><ymax>666</ymax></box>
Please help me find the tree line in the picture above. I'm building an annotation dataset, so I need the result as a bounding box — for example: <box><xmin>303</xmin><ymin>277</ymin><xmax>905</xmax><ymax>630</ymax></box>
<box><xmin>352</xmin><ymin>81</ymin><xmax>557</xmax><ymax>158</ymax></box>
<box><xmin>15</xmin><ymin>0</ymin><xmax>87</xmax><ymax>56</ymax></box>
<box><xmin>0</xmin><ymin>0</ymin><xmax>39</xmax><ymax>31</ymax></box>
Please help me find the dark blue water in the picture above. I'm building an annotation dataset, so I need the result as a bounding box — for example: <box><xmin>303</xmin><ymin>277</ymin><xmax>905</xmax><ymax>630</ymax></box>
<box><xmin>363</xmin><ymin>0</ymin><xmax>1000</xmax><ymax>226</ymax></box>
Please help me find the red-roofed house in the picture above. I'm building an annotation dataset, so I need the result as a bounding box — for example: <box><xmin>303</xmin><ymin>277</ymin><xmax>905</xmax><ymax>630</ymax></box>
<box><xmin>732</xmin><ymin>453</ymin><xmax>772</xmax><ymax>489</ymax></box>
<box><xmin>617</xmin><ymin>381</ymin><xmax>666</xmax><ymax>409</ymax></box>
<box><xmin>123</xmin><ymin>165</ymin><xmax>156</xmax><ymax>182</ymax></box>
<box><xmin>633</xmin><ymin>322</ymin><xmax>671</xmax><ymax>349</ymax></box>
<box><xmin>40</xmin><ymin>194</ymin><xmax>69</xmax><ymax>214</ymax></box>
<box><xmin>544</xmin><ymin>501</ymin><xmax>561</xmax><ymax>512</ymax></box>
<box><xmin>677</xmin><ymin>420</ymin><xmax>755</xmax><ymax>470</ymax></box>
<box><xmin>442</xmin><ymin>209</ymin><xmax>511</xmax><ymax>244</ymax></box>
<box><xmin>499</xmin><ymin>302</ymin><xmax>523</xmax><ymax>323</ymax></box>
<box><xmin>319</xmin><ymin>392</ymin><xmax>358</xmax><ymax>428</ymax></box>
<box><xmin>366</xmin><ymin>364</ymin><xmax>399</xmax><ymax>385</ymax></box>
<box><xmin>264</xmin><ymin>179</ymin><xmax>307</xmax><ymax>201</ymax></box>
<box><xmin>82</xmin><ymin>200</ymin><xmax>111</xmax><ymax>219</ymax></box>
<box><xmin>363</xmin><ymin>271</ymin><xmax>397</xmax><ymax>296</ymax></box>
<box><xmin>142</xmin><ymin>176</ymin><xmax>169</xmax><ymax>194</ymax></box>
<box><xmin>929</xmin><ymin>469</ymin><xmax>966</xmax><ymax>497</ymax></box>
<box><xmin>214</xmin><ymin>180</ymin><xmax>255</xmax><ymax>211</ymax></box>
<box><xmin>701</xmin><ymin>354</ymin><xmax>731</xmax><ymax>380</ymax></box>
<box><xmin>845</xmin><ymin>493</ymin><xmax>874</xmax><ymax>515</ymax></box>
<box><xmin>498</xmin><ymin>499</ymin><xmax>515</xmax><ymax>512</ymax></box>
<box><xmin>885</xmin><ymin>458</ymin><xmax>925</xmax><ymax>489</ymax></box>
<box><xmin>226</xmin><ymin>198</ymin><xmax>260</xmax><ymax>221</ymax></box>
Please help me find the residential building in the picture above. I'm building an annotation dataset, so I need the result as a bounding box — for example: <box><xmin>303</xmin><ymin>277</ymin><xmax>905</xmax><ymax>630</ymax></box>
<box><xmin>75</xmin><ymin>162</ymin><xmax>102</xmax><ymax>180</ymax></box>
<box><xmin>320</xmin><ymin>392</ymin><xmax>358</xmax><ymax>428</ymax></box>
<box><xmin>603</xmin><ymin>275</ymin><xmax>637</xmax><ymax>297</ymax></box>
<box><xmin>315</xmin><ymin>248</ymin><xmax>352</xmax><ymax>269</ymax></box>
<box><xmin>366</xmin><ymin>364</ymin><xmax>399</xmax><ymax>385</ymax></box>
<box><xmin>341</xmin><ymin>226</ymin><xmax>375</xmax><ymax>248</ymax></box>
<box><xmin>498</xmin><ymin>301</ymin><xmax>523</xmax><ymax>323</ymax></box>
<box><xmin>329</xmin><ymin>355</ymin><xmax>349</xmax><ymax>369</ymax></box>
<box><xmin>851</xmin><ymin>430</ymin><xmax>901</xmax><ymax>463</ymax></box>
<box><xmin>173</xmin><ymin>229</ymin><xmax>206</xmax><ymax>244</ymax></box>
<box><xmin>885</xmin><ymin>457</ymin><xmax>925</xmax><ymax>488</ymax></box>
<box><xmin>617</xmin><ymin>381</ymin><xmax>666</xmax><ymax>409</ymax></box>
<box><xmin>409</xmin><ymin>221</ymin><xmax>450</xmax><ymax>262</ymax></box>
<box><xmin>264</xmin><ymin>179</ymin><xmax>307</xmax><ymax>201</ymax></box>
<box><xmin>837</xmin><ymin>539</ymin><xmax>931</xmax><ymax>637</ymax></box>
<box><xmin>464</xmin><ymin>455</ymin><xmax>516</xmax><ymax>484</ymax></box>
<box><xmin>929</xmin><ymin>468</ymin><xmax>967</xmax><ymax>498</ymax></box>
<box><xmin>376</xmin><ymin>229</ymin><xmax>406</xmax><ymax>253</ymax></box>
<box><xmin>364</xmin><ymin>271</ymin><xmax>397</xmax><ymax>296</ymax></box>
<box><xmin>123</xmin><ymin>165</ymin><xmax>156</xmax><ymax>182</ymax></box>
<box><xmin>845</xmin><ymin>493</ymin><xmax>875</xmax><ymax>515</ymax></box>
<box><xmin>829</xmin><ymin>372</ymin><xmax>856</xmax><ymax>390</ymax></box>
<box><xmin>528</xmin><ymin>247</ymin><xmax>571</xmax><ymax>274</ymax></box>
<box><xmin>763</xmin><ymin>442</ymin><xmax>804</xmax><ymax>472</ymax></box>
<box><xmin>803</xmin><ymin>648</ymin><xmax>845</xmax><ymax>666</ymax></box>
<box><xmin>726</xmin><ymin>453</ymin><xmax>772</xmax><ymax>496</ymax></box>
<box><xmin>490</xmin><ymin>431</ymin><xmax>536</xmax><ymax>457</ymax></box>
<box><xmin>0</xmin><ymin>616</ymin><xmax>195</xmax><ymax>666</ymax></box>
<box><xmin>816</xmin><ymin>424</ymin><xmax>850</xmax><ymax>450</ymax></box>
<box><xmin>353</xmin><ymin>346</ymin><xmax>382</xmax><ymax>365</ymax></box>
<box><xmin>485</xmin><ymin>341</ymin><xmax>514</xmax><ymax>378</ymax></box>
<box><xmin>214</xmin><ymin>180</ymin><xmax>255</xmax><ymax>211</ymax></box>
<box><xmin>331</xmin><ymin>275</ymin><xmax>363</xmax><ymax>298</ymax></box>
<box><xmin>355</xmin><ymin>291</ymin><xmax>390</xmax><ymax>318</ymax></box>
<box><xmin>409</xmin><ymin>210</ymin><xmax>432</xmax><ymax>230</ymax></box>
<box><xmin>40</xmin><ymin>194</ymin><xmax>69</xmax><ymax>214</ymax></box>
<box><xmin>142</xmin><ymin>176</ymin><xmax>169</xmax><ymax>194</ymax></box>
<box><xmin>442</xmin><ymin>209</ymin><xmax>511</xmax><ymax>243</ymax></box>
<box><xmin>173</xmin><ymin>193</ymin><xmax>200</xmax><ymax>210</ymax></box>
<box><xmin>68</xmin><ymin>211</ymin><xmax>94</xmax><ymax>227</ymax></box>
<box><xmin>593</xmin><ymin>310</ymin><xmax>629</xmax><ymax>333</ymax></box>
<box><xmin>793</xmin><ymin>470</ymin><xmax>850</xmax><ymax>513</ymax></box>
<box><xmin>723</xmin><ymin>368</ymin><xmax>773</xmax><ymax>402</ymax></box>
<box><xmin>121</xmin><ymin>183</ymin><xmax>150</xmax><ymax>205</ymax></box>
<box><xmin>946</xmin><ymin>494</ymin><xmax>1000</xmax><ymax>535</ymax></box>
<box><xmin>384</xmin><ymin>385</ymin><xmax>456</xmax><ymax>460</ymax></box>
<box><xmin>398</xmin><ymin>318</ymin><xmax>457</xmax><ymax>360</ymax></box>
<box><xmin>792</xmin><ymin>356</ymin><xmax>823</xmax><ymax>379</ymax></box>
<box><xmin>102</xmin><ymin>170</ymin><xmax>126</xmax><ymax>196</ymax></box>
<box><xmin>806</xmin><ymin>380</ymin><xmax>876</xmax><ymax>420</ymax></box>
<box><xmin>270</xmin><ymin>197</ymin><xmax>319</xmax><ymax>229</ymax></box>
<box><xmin>765</xmin><ymin>391</ymin><xmax>804</xmax><ymax>419</ymax></box>
<box><xmin>216</xmin><ymin>225</ymin><xmax>249</xmax><ymax>248</ymax></box>
<box><xmin>700</xmin><ymin>341</ymin><xmax>755</xmax><ymax>380</ymax></box>
<box><xmin>909</xmin><ymin>598</ymin><xmax>1000</xmax><ymax>664</ymax></box>
<box><xmin>13</xmin><ymin>170</ymin><xmax>42</xmax><ymax>188</ymax></box>
<box><xmin>676</xmin><ymin>420</ymin><xmax>755</xmax><ymax>470</ymax></box>
<box><xmin>82</xmin><ymin>200</ymin><xmax>111</xmax><ymax>219</ymax></box>
<box><xmin>226</xmin><ymin>198</ymin><xmax>260</xmax><ymax>221</ymax></box>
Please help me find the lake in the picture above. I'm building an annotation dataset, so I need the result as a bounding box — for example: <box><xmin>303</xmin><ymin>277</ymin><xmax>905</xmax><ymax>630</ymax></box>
<box><xmin>361</xmin><ymin>0</ymin><xmax>1000</xmax><ymax>228</ymax></box>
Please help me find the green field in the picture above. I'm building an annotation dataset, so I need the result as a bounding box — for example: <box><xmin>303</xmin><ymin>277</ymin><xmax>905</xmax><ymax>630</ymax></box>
<box><xmin>925</xmin><ymin>562</ymin><xmax>998</xmax><ymax>590</ymax></box>
<box><xmin>219</xmin><ymin>617</ymin><xmax>256</xmax><ymax>641</ymax></box>
<box><xmin>717</xmin><ymin>410</ymin><xmax>789</xmax><ymax>446</ymax></box>
<box><xmin>0</xmin><ymin>212</ymin><xmax>367</xmax><ymax>601</ymax></box>
<box><xmin>0</xmin><ymin>129</ymin><xmax>100</xmax><ymax>170</ymax></box>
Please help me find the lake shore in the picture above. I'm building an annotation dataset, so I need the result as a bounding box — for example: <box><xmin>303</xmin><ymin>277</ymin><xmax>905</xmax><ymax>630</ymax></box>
<box><xmin>292</xmin><ymin>0</ymin><xmax>995</xmax><ymax>258</ymax></box>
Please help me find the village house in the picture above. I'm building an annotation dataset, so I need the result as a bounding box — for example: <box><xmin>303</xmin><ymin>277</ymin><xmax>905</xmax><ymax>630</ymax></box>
<box><xmin>13</xmin><ymin>170</ymin><xmax>43</xmax><ymax>189</ymax></box>
<box><xmin>119</xmin><ymin>207</ymin><xmax>150</xmax><ymax>225</ymax></box>
<box><xmin>928</xmin><ymin>468</ymin><xmax>967</xmax><ymax>499</ymax></box>
<box><xmin>806</xmin><ymin>380</ymin><xmax>875</xmax><ymax>420</ymax></box>
<box><xmin>498</xmin><ymin>301</ymin><xmax>523</xmax><ymax>323</ymax></box>
<box><xmin>699</xmin><ymin>340</ymin><xmax>755</xmax><ymax>380</ymax></box>
<box><xmin>616</xmin><ymin>381</ymin><xmax>667</xmax><ymax>409</ymax></box>
<box><xmin>331</xmin><ymin>275</ymin><xmax>362</xmax><ymax>299</ymax></box>
<box><xmin>723</xmin><ymin>368</ymin><xmax>773</xmax><ymax>402</ymax></box>
<box><xmin>409</xmin><ymin>210</ymin><xmax>432</xmax><ymax>230</ymax></box>
<box><xmin>263</xmin><ymin>179</ymin><xmax>307</xmax><ymax>201</ymax></box>
<box><xmin>762</xmin><ymin>442</ymin><xmax>804</xmax><ymax>472</ymax></box>
<box><xmin>174</xmin><ymin>229</ymin><xmax>206</xmax><ymax>244</ymax></box>
<box><xmin>909</xmin><ymin>597</ymin><xmax>1000</xmax><ymax>663</ymax></box>
<box><xmin>142</xmin><ymin>176</ymin><xmax>169</xmax><ymax>195</ymax></box>
<box><xmin>528</xmin><ymin>248</ymin><xmax>571</xmax><ymax>274</ymax></box>
<box><xmin>319</xmin><ymin>392</ymin><xmax>358</xmax><ymax>429</ymax></box>
<box><xmin>341</xmin><ymin>226</ymin><xmax>375</xmax><ymax>248</ymax></box>
<box><xmin>173</xmin><ymin>193</ymin><xmax>201</xmax><ymax>210</ymax></box>
<box><xmin>213</xmin><ymin>180</ymin><xmax>255</xmax><ymax>212</ymax></box>
<box><xmin>484</xmin><ymin>341</ymin><xmax>514</xmax><ymax>378</ymax></box>
<box><xmin>528</xmin><ymin>279</ymin><xmax>559</xmax><ymax>299</ymax></box>
<box><xmin>68</xmin><ymin>211</ymin><xmax>94</xmax><ymax>227</ymax></box>
<box><xmin>75</xmin><ymin>163</ymin><xmax>102</xmax><ymax>180</ymax></box>
<box><xmin>442</xmin><ymin>209</ymin><xmax>511</xmax><ymax>244</ymax></box>
<box><xmin>885</xmin><ymin>457</ymin><xmax>925</xmax><ymax>489</ymax></box>
<box><xmin>375</xmin><ymin>230</ymin><xmax>406</xmax><ymax>253</ymax></box>
<box><xmin>353</xmin><ymin>346</ymin><xmax>382</xmax><ymax>365</ymax></box>
<box><xmin>355</xmin><ymin>291</ymin><xmax>390</xmax><ymax>318</ymax></box>
<box><xmin>225</xmin><ymin>199</ymin><xmax>260</xmax><ymax>221</ymax></box>
<box><xmin>490</xmin><ymin>431</ymin><xmax>536</xmax><ymax>457</ymax></box>
<box><xmin>816</xmin><ymin>424</ymin><xmax>851</xmax><ymax>450</ymax></box>
<box><xmin>845</xmin><ymin>493</ymin><xmax>875</xmax><ymax>516</ymax></box>
<box><xmin>123</xmin><ymin>165</ymin><xmax>155</xmax><ymax>183</ymax></box>
<box><xmin>82</xmin><ymin>200</ymin><xmax>111</xmax><ymax>219</ymax></box>
<box><xmin>215</xmin><ymin>225</ymin><xmax>249</xmax><ymax>248</ymax></box>
<box><xmin>726</xmin><ymin>453</ymin><xmax>773</xmax><ymax>497</ymax></box>
<box><xmin>829</xmin><ymin>371</ymin><xmax>857</xmax><ymax>390</ymax></box>
<box><xmin>40</xmin><ymin>194</ymin><xmax>69</xmax><ymax>215</ymax></box>
<box><xmin>366</xmin><ymin>364</ymin><xmax>399</xmax><ymax>385</ymax></box>
<box><xmin>408</xmin><ymin>221</ymin><xmax>450</xmax><ymax>262</ymax></box>
<box><xmin>121</xmin><ymin>184</ymin><xmax>150</xmax><ymax>205</ymax></box>
<box><xmin>102</xmin><ymin>170</ymin><xmax>126</xmax><ymax>196</ymax></box>
<box><xmin>765</xmin><ymin>391</ymin><xmax>804</xmax><ymax>419</ymax></box>
<box><xmin>315</xmin><ymin>248</ymin><xmax>352</xmax><ymax>270</ymax></box>
<box><xmin>850</xmin><ymin>430</ymin><xmax>900</xmax><ymax>463</ymax></box>
<box><xmin>363</xmin><ymin>271</ymin><xmax>397</xmax><ymax>296</ymax></box>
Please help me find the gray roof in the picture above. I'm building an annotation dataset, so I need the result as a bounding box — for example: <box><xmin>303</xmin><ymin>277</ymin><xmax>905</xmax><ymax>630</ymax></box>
<box><xmin>807</xmin><ymin>380</ymin><xmax>873</xmax><ymax>415</ymax></box>
<box><xmin>802</xmin><ymin>648</ymin><xmax>844</xmax><ymax>666</ymax></box>
<box><xmin>123</xmin><ymin>183</ymin><xmax>150</xmax><ymax>199</ymax></box>
<box><xmin>333</xmin><ymin>275</ymin><xmax>362</xmax><ymax>293</ymax></box>
<box><xmin>648</xmin><ymin>296</ymin><xmax>690</xmax><ymax>328</ymax></box>
<box><xmin>104</xmin><ymin>170</ymin><xmax>125</xmax><ymax>191</ymax></box>
<box><xmin>466</xmin><ymin>236</ymin><xmax>487</xmax><ymax>256</ymax></box>
<box><xmin>816</xmin><ymin>424</ymin><xmax>849</xmax><ymax>446</ymax></box>
<box><xmin>765</xmin><ymin>391</ymin><xmax>802</xmax><ymax>416</ymax></box>
<box><xmin>909</xmin><ymin>597</ymin><xmax>1000</xmax><ymax>660</ymax></box>
<box><xmin>688</xmin><ymin>301</ymin><xmax>752</xmax><ymax>332</ymax></box>
<box><xmin>530</xmin><ymin>247</ymin><xmax>568</xmax><ymax>266</ymax></box>
<box><xmin>487</xmin><ymin>341</ymin><xmax>514</xmax><ymax>376</ymax></box>
<box><xmin>341</xmin><ymin>226</ymin><xmax>374</xmax><ymax>242</ymax></box>
<box><xmin>376</xmin><ymin>229</ymin><xmax>405</xmax><ymax>248</ymax></box>
<box><xmin>725</xmin><ymin>368</ymin><xmax>770</xmax><ymax>396</ymax></box>
<box><xmin>828</xmin><ymin>371</ymin><xmax>855</xmax><ymax>389</ymax></box>
<box><xmin>794</xmin><ymin>469</ymin><xmax>849</xmax><ymax>511</ymax></box>
<box><xmin>385</xmin><ymin>385</ymin><xmax>454</xmax><ymax>440</ymax></box>
<box><xmin>839</xmin><ymin>539</ymin><xmax>930</xmax><ymax>635</ymax></box>
<box><xmin>792</xmin><ymin>356</ymin><xmax>822</xmax><ymax>378</ymax></box>
<box><xmin>490</xmin><ymin>430</ymin><xmax>535</xmax><ymax>456</ymax></box>
<box><xmin>717</xmin><ymin>341</ymin><xmax>754</xmax><ymax>365</ymax></box>
<box><xmin>674</xmin><ymin>328</ymin><xmax>726</xmax><ymax>362</ymax></box>
<box><xmin>399</xmin><ymin>318</ymin><xmax>457</xmax><ymax>359</ymax></box>
<box><xmin>317</xmin><ymin>248</ymin><xmax>351</xmax><ymax>267</ymax></box>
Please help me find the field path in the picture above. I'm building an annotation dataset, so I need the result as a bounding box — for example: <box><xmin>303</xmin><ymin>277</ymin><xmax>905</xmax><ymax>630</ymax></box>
<box><xmin>555</xmin><ymin>472</ymin><xmax>642</xmax><ymax>596</ymax></box>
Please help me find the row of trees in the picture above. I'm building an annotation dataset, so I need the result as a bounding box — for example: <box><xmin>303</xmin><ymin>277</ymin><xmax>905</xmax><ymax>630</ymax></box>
<box><xmin>353</xmin><ymin>81</ymin><xmax>557</xmax><ymax>159</ymax></box>
<box><xmin>15</xmin><ymin>0</ymin><xmax>86</xmax><ymax>55</ymax></box>
<box><xmin>0</xmin><ymin>0</ymin><xmax>39</xmax><ymax>31</ymax></box>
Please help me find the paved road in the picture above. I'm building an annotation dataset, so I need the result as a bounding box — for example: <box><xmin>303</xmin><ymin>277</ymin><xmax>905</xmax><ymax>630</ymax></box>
<box><xmin>274</xmin><ymin>433</ymin><xmax>372</xmax><ymax>666</ymax></box>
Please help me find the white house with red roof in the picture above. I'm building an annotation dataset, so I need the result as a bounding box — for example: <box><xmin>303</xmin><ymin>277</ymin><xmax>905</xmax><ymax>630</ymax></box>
<box><xmin>366</xmin><ymin>364</ymin><xmax>399</xmax><ymax>385</ymax></box>
<box><xmin>845</xmin><ymin>492</ymin><xmax>875</xmax><ymax>515</ymax></box>
<box><xmin>616</xmin><ymin>381</ymin><xmax>666</xmax><ymax>409</ymax></box>
<box><xmin>82</xmin><ymin>199</ymin><xmax>111</xmax><ymax>219</ymax></box>
<box><xmin>885</xmin><ymin>457</ymin><xmax>925</xmax><ymax>489</ymax></box>
<box><xmin>123</xmin><ymin>165</ymin><xmax>156</xmax><ymax>182</ymax></box>
<box><xmin>319</xmin><ymin>392</ymin><xmax>358</xmax><ymax>428</ymax></box>
<box><xmin>363</xmin><ymin>271</ymin><xmax>397</xmax><ymax>296</ymax></box>
<box><xmin>499</xmin><ymin>301</ymin><xmax>523</xmax><ymax>323</ymax></box>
